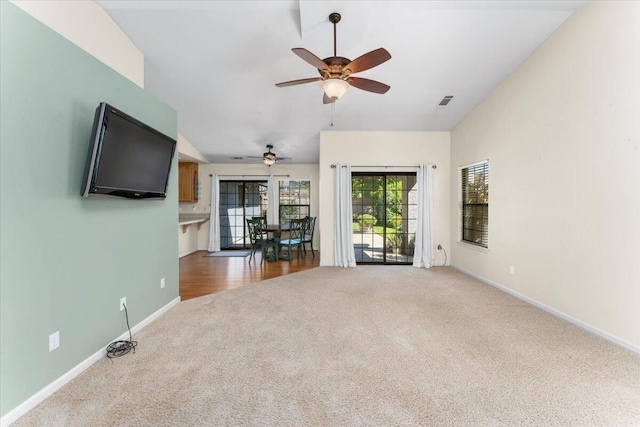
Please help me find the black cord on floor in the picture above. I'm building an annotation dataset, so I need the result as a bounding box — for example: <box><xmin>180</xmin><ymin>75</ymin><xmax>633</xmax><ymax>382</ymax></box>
<box><xmin>106</xmin><ymin>303</ymin><xmax>137</xmax><ymax>358</ymax></box>
<box><xmin>441</xmin><ymin>247</ymin><xmax>448</xmax><ymax>267</ymax></box>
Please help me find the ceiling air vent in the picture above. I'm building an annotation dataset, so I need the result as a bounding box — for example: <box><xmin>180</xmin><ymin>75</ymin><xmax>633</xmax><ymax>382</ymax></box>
<box><xmin>438</xmin><ymin>96</ymin><xmax>454</xmax><ymax>106</ymax></box>
<box><xmin>231</xmin><ymin>156</ymin><xmax>243</xmax><ymax>160</ymax></box>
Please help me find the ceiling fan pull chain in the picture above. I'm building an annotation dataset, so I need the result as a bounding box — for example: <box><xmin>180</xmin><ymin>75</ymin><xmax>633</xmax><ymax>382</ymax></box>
<box><xmin>330</xmin><ymin>101</ymin><xmax>335</xmax><ymax>127</ymax></box>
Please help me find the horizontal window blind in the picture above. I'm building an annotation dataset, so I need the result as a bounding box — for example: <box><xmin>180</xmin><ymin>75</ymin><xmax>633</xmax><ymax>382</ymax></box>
<box><xmin>461</xmin><ymin>161</ymin><xmax>489</xmax><ymax>248</ymax></box>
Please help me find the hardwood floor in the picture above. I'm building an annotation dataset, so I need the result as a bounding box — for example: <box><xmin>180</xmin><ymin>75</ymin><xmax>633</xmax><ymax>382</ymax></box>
<box><xmin>179</xmin><ymin>250</ymin><xmax>320</xmax><ymax>301</ymax></box>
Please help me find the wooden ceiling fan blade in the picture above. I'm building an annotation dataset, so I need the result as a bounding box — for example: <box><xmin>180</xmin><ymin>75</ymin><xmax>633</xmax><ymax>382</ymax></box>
<box><xmin>344</xmin><ymin>48</ymin><xmax>391</xmax><ymax>74</ymax></box>
<box><xmin>292</xmin><ymin>48</ymin><xmax>329</xmax><ymax>71</ymax></box>
<box><xmin>276</xmin><ymin>77</ymin><xmax>323</xmax><ymax>87</ymax></box>
<box><xmin>348</xmin><ymin>77</ymin><xmax>390</xmax><ymax>94</ymax></box>
<box><xmin>323</xmin><ymin>93</ymin><xmax>333</xmax><ymax>104</ymax></box>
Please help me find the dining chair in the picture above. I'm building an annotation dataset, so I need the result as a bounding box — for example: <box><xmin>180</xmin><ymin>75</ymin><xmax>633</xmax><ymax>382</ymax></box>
<box><xmin>278</xmin><ymin>218</ymin><xmax>304</xmax><ymax>262</ymax></box>
<box><xmin>257</xmin><ymin>215</ymin><xmax>268</xmax><ymax>239</ymax></box>
<box><xmin>301</xmin><ymin>216</ymin><xmax>316</xmax><ymax>257</ymax></box>
<box><xmin>246</xmin><ymin>218</ymin><xmax>275</xmax><ymax>265</ymax></box>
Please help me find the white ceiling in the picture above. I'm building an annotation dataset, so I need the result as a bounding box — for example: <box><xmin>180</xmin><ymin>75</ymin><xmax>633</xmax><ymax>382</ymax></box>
<box><xmin>97</xmin><ymin>0</ymin><xmax>588</xmax><ymax>164</ymax></box>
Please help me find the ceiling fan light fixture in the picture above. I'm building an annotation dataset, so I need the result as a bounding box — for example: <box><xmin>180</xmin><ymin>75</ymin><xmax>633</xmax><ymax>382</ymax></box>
<box><xmin>321</xmin><ymin>78</ymin><xmax>350</xmax><ymax>100</ymax></box>
<box><xmin>263</xmin><ymin>157</ymin><xmax>276</xmax><ymax>166</ymax></box>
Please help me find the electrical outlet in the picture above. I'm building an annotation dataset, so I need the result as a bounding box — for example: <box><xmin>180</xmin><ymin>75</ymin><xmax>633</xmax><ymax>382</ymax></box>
<box><xmin>192</xmin><ymin>205</ymin><xmax>197</xmax><ymax>211</ymax></box>
<box><xmin>510</xmin><ymin>266</ymin><xmax>515</xmax><ymax>275</ymax></box>
<box><xmin>120</xmin><ymin>297</ymin><xmax>127</xmax><ymax>311</ymax></box>
<box><xmin>160</xmin><ymin>278</ymin><xmax>165</xmax><ymax>289</ymax></box>
<box><xmin>49</xmin><ymin>331</ymin><xmax>60</xmax><ymax>352</ymax></box>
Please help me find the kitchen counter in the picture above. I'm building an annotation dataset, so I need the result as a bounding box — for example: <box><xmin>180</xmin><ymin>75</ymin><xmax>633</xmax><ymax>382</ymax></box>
<box><xmin>178</xmin><ymin>213</ymin><xmax>209</xmax><ymax>233</ymax></box>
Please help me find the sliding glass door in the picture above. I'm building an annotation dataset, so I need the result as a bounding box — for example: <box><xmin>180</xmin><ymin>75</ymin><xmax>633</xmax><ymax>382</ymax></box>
<box><xmin>352</xmin><ymin>173</ymin><xmax>417</xmax><ymax>264</ymax></box>
<box><xmin>219</xmin><ymin>181</ymin><xmax>267</xmax><ymax>249</ymax></box>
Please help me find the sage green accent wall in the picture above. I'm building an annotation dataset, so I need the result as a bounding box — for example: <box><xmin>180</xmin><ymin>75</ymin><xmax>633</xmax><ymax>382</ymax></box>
<box><xmin>0</xmin><ymin>3</ymin><xmax>179</xmax><ymax>417</ymax></box>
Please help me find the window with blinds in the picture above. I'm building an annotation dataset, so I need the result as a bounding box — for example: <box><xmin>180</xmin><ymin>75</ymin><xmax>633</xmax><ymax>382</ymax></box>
<box><xmin>279</xmin><ymin>180</ymin><xmax>310</xmax><ymax>224</ymax></box>
<box><xmin>460</xmin><ymin>161</ymin><xmax>489</xmax><ymax>248</ymax></box>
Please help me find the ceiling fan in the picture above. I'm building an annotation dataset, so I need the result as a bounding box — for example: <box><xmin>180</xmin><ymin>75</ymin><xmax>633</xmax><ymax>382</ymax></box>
<box><xmin>275</xmin><ymin>12</ymin><xmax>391</xmax><ymax>104</ymax></box>
<box><xmin>247</xmin><ymin>145</ymin><xmax>292</xmax><ymax>166</ymax></box>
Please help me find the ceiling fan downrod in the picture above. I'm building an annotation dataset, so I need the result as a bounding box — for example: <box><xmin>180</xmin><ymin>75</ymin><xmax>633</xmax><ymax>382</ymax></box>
<box><xmin>329</xmin><ymin>13</ymin><xmax>341</xmax><ymax>58</ymax></box>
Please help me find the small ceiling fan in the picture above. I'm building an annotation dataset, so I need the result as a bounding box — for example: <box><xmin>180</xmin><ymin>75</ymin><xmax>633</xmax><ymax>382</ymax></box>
<box><xmin>247</xmin><ymin>145</ymin><xmax>292</xmax><ymax>166</ymax></box>
<box><xmin>276</xmin><ymin>12</ymin><xmax>391</xmax><ymax>104</ymax></box>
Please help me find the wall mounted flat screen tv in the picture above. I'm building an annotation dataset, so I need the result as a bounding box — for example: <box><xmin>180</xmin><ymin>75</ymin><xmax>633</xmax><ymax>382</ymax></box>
<box><xmin>82</xmin><ymin>103</ymin><xmax>176</xmax><ymax>199</ymax></box>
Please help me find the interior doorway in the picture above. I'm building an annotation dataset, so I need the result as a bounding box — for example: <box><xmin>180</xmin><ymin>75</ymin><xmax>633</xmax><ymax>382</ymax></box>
<box><xmin>352</xmin><ymin>173</ymin><xmax>417</xmax><ymax>264</ymax></box>
<box><xmin>219</xmin><ymin>181</ymin><xmax>267</xmax><ymax>249</ymax></box>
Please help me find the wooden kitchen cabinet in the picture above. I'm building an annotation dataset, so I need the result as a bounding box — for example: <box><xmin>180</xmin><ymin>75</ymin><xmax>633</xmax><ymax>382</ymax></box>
<box><xmin>179</xmin><ymin>162</ymin><xmax>199</xmax><ymax>202</ymax></box>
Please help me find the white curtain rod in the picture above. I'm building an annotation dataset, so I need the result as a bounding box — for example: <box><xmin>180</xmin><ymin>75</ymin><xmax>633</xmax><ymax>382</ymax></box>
<box><xmin>330</xmin><ymin>165</ymin><xmax>436</xmax><ymax>169</ymax></box>
<box><xmin>209</xmin><ymin>174</ymin><xmax>290</xmax><ymax>177</ymax></box>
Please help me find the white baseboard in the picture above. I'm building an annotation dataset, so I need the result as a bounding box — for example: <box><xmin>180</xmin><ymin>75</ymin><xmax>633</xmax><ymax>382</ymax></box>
<box><xmin>451</xmin><ymin>264</ymin><xmax>640</xmax><ymax>355</ymax></box>
<box><xmin>1</xmin><ymin>297</ymin><xmax>181</xmax><ymax>427</ymax></box>
<box><xmin>319</xmin><ymin>261</ymin><xmax>335</xmax><ymax>267</ymax></box>
<box><xmin>179</xmin><ymin>249</ymin><xmax>199</xmax><ymax>258</ymax></box>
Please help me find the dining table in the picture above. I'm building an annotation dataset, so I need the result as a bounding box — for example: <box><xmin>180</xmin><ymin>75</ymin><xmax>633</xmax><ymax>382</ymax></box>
<box><xmin>262</xmin><ymin>223</ymin><xmax>290</xmax><ymax>261</ymax></box>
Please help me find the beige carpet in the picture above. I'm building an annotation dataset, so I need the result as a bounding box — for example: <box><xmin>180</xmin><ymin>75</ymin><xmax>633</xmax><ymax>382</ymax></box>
<box><xmin>15</xmin><ymin>267</ymin><xmax>640</xmax><ymax>426</ymax></box>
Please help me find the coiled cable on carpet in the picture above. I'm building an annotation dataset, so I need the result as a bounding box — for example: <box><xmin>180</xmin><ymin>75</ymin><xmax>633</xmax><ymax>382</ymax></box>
<box><xmin>438</xmin><ymin>245</ymin><xmax>448</xmax><ymax>267</ymax></box>
<box><xmin>106</xmin><ymin>303</ymin><xmax>137</xmax><ymax>358</ymax></box>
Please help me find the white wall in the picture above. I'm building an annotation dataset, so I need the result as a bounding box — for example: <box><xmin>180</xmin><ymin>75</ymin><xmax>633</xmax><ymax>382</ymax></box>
<box><xmin>177</xmin><ymin>133</ymin><xmax>209</xmax><ymax>258</ymax></box>
<box><xmin>319</xmin><ymin>131</ymin><xmax>451</xmax><ymax>267</ymax></box>
<box><xmin>193</xmin><ymin>163</ymin><xmax>320</xmax><ymax>251</ymax></box>
<box><xmin>178</xmin><ymin>224</ymin><xmax>200</xmax><ymax>258</ymax></box>
<box><xmin>10</xmin><ymin>0</ymin><xmax>144</xmax><ymax>88</ymax></box>
<box><xmin>451</xmin><ymin>1</ymin><xmax>640</xmax><ymax>350</ymax></box>
<box><xmin>178</xmin><ymin>133</ymin><xmax>209</xmax><ymax>163</ymax></box>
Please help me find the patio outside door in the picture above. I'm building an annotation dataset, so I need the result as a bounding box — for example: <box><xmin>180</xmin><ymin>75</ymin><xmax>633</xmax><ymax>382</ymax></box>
<box><xmin>352</xmin><ymin>173</ymin><xmax>417</xmax><ymax>264</ymax></box>
<box><xmin>219</xmin><ymin>181</ymin><xmax>267</xmax><ymax>249</ymax></box>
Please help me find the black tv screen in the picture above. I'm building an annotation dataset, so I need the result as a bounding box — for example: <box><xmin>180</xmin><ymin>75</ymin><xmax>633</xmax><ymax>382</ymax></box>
<box><xmin>82</xmin><ymin>103</ymin><xmax>176</xmax><ymax>199</ymax></box>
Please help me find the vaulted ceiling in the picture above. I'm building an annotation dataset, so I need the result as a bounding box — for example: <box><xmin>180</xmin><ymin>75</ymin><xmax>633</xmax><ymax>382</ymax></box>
<box><xmin>97</xmin><ymin>0</ymin><xmax>588</xmax><ymax>163</ymax></box>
